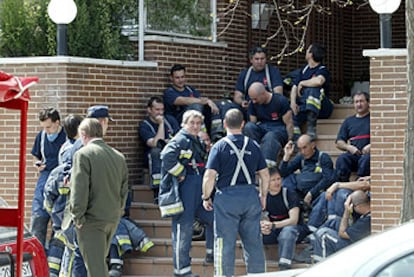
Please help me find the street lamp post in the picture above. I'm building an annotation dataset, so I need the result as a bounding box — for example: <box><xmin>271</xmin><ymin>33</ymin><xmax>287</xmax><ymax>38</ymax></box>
<box><xmin>368</xmin><ymin>0</ymin><xmax>402</xmax><ymax>48</ymax></box>
<box><xmin>47</xmin><ymin>0</ymin><xmax>78</xmax><ymax>56</ymax></box>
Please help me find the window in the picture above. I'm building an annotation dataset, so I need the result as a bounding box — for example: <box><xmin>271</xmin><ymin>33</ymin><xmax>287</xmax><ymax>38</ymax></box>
<box><xmin>376</xmin><ymin>252</ymin><xmax>414</xmax><ymax>276</ymax></box>
<box><xmin>145</xmin><ymin>0</ymin><xmax>214</xmax><ymax>39</ymax></box>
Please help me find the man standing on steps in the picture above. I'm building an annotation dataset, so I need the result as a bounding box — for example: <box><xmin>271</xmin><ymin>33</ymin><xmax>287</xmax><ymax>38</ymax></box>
<box><xmin>290</xmin><ymin>43</ymin><xmax>333</xmax><ymax>140</ymax></box>
<box><xmin>70</xmin><ymin>118</ymin><xmax>129</xmax><ymax>277</ymax></box>
<box><xmin>202</xmin><ymin>108</ymin><xmax>269</xmax><ymax>276</ymax></box>
<box><xmin>160</xmin><ymin>110</ymin><xmax>214</xmax><ymax>277</ymax></box>
<box><xmin>335</xmin><ymin>91</ymin><xmax>370</xmax><ymax>182</ymax></box>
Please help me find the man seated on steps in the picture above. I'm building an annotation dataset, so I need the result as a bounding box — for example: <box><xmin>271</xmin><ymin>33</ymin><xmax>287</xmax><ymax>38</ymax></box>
<box><xmin>260</xmin><ymin>167</ymin><xmax>309</xmax><ymax>271</ymax></box>
<box><xmin>108</xmin><ymin>192</ymin><xmax>154</xmax><ymax>277</ymax></box>
<box><xmin>290</xmin><ymin>43</ymin><xmax>334</xmax><ymax>140</ymax></box>
<box><xmin>301</xmin><ymin>190</ymin><xmax>371</xmax><ymax>263</ymax></box>
<box><xmin>335</xmin><ymin>91</ymin><xmax>370</xmax><ymax>182</ymax></box>
<box><xmin>138</xmin><ymin>96</ymin><xmax>180</xmax><ymax>204</ymax></box>
<box><xmin>295</xmin><ymin>178</ymin><xmax>371</xmax><ymax>263</ymax></box>
<box><xmin>243</xmin><ymin>82</ymin><xmax>294</xmax><ymax>167</ymax></box>
<box><xmin>279</xmin><ymin>134</ymin><xmax>336</xmax><ymax>209</ymax></box>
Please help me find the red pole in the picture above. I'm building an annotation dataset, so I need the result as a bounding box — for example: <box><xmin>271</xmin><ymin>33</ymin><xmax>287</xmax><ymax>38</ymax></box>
<box><xmin>16</xmin><ymin>100</ymin><xmax>28</xmax><ymax>277</ymax></box>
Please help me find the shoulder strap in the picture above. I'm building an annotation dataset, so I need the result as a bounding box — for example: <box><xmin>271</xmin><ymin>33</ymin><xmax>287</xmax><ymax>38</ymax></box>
<box><xmin>301</xmin><ymin>150</ymin><xmax>324</xmax><ymax>168</ymax></box>
<box><xmin>282</xmin><ymin>187</ymin><xmax>289</xmax><ymax>211</ymax></box>
<box><xmin>318</xmin><ymin>151</ymin><xmax>324</xmax><ymax>166</ymax></box>
<box><xmin>40</xmin><ymin>130</ymin><xmax>46</xmax><ymax>164</ymax></box>
<box><xmin>265</xmin><ymin>64</ymin><xmax>272</xmax><ymax>92</ymax></box>
<box><xmin>244</xmin><ymin>66</ymin><xmax>253</xmax><ymax>93</ymax></box>
<box><xmin>164</xmin><ymin>118</ymin><xmax>173</xmax><ymax>136</ymax></box>
<box><xmin>185</xmin><ymin>85</ymin><xmax>194</xmax><ymax>96</ymax></box>
<box><xmin>142</xmin><ymin>120</ymin><xmax>156</xmax><ymax>135</ymax></box>
<box><xmin>223</xmin><ymin>137</ymin><xmax>252</xmax><ymax>186</ymax></box>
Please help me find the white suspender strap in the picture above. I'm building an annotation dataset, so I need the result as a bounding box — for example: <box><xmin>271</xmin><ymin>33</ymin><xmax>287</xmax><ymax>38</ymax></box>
<box><xmin>143</xmin><ymin>120</ymin><xmax>156</xmax><ymax>135</ymax></box>
<box><xmin>164</xmin><ymin>118</ymin><xmax>173</xmax><ymax>134</ymax></box>
<box><xmin>282</xmin><ymin>187</ymin><xmax>289</xmax><ymax>210</ymax></box>
<box><xmin>244</xmin><ymin>65</ymin><xmax>272</xmax><ymax>93</ymax></box>
<box><xmin>244</xmin><ymin>66</ymin><xmax>253</xmax><ymax>93</ymax></box>
<box><xmin>265</xmin><ymin>64</ymin><xmax>272</xmax><ymax>92</ymax></box>
<box><xmin>223</xmin><ymin>137</ymin><xmax>252</xmax><ymax>186</ymax></box>
<box><xmin>40</xmin><ymin>130</ymin><xmax>46</xmax><ymax>164</ymax></box>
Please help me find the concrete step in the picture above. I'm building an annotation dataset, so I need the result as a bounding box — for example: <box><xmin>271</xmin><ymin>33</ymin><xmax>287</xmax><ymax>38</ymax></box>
<box><xmin>130</xmin><ymin>202</ymin><xmax>164</xmax><ymax>221</ymax></box>
<box><xmin>136</xmin><ymin>219</ymin><xmax>172</xmax><ymax>239</ymax></box>
<box><xmin>330</xmin><ymin>104</ymin><xmax>354</xmax><ymax>119</ymax></box>
<box><xmin>122</xmin><ymin>256</ymin><xmax>310</xmax><ymax>276</ymax></box>
<box><xmin>129</xmin><ymin>237</ymin><xmax>308</xmax><ymax>262</ymax></box>
<box><xmin>132</xmin><ymin>184</ymin><xmax>154</xmax><ymax>204</ymax></box>
<box><xmin>316</xmin><ymin>119</ymin><xmax>343</xmax><ymax>136</ymax></box>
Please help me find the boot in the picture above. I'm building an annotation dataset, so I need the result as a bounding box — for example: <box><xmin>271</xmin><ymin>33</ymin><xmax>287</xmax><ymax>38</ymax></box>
<box><xmin>306</xmin><ymin>110</ymin><xmax>318</xmax><ymax>139</ymax></box>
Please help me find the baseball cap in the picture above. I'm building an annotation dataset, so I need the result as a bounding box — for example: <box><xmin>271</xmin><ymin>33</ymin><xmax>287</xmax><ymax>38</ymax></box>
<box><xmin>86</xmin><ymin>105</ymin><xmax>114</xmax><ymax>121</ymax></box>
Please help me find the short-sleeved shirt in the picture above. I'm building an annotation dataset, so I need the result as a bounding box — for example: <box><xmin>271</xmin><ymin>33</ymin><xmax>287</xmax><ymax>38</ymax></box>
<box><xmin>138</xmin><ymin>115</ymin><xmax>180</xmax><ymax>152</ymax></box>
<box><xmin>206</xmin><ymin>134</ymin><xmax>267</xmax><ymax>189</ymax></box>
<box><xmin>294</xmin><ymin>64</ymin><xmax>331</xmax><ymax>96</ymax></box>
<box><xmin>336</xmin><ymin>113</ymin><xmax>370</xmax><ymax>150</ymax></box>
<box><xmin>163</xmin><ymin>85</ymin><xmax>201</xmax><ymax>119</ymax></box>
<box><xmin>235</xmin><ymin>65</ymin><xmax>283</xmax><ymax>100</ymax></box>
<box><xmin>31</xmin><ymin>128</ymin><xmax>67</xmax><ymax>171</ymax></box>
<box><xmin>346</xmin><ymin>213</ymin><xmax>371</xmax><ymax>242</ymax></box>
<box><xmin>248</xmin><ymin>93</ymin><xmax>291</xmax><ymax>125</ymax></box>
<box><xmin>266</xmin><ymin>188</ymin><xmax>300</xmax><ymax>223</ymax></box>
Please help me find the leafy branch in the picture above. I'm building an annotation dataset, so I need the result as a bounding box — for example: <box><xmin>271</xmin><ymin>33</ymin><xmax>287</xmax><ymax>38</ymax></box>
<box><xmin>217</xmin><ymin>0</ymin><xmax>370</xmax><ymax>63</ymax></box>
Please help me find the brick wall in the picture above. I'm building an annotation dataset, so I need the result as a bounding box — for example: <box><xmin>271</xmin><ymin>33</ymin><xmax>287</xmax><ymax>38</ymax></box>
<box><xmin>363</xmin><ymin>49</ymin><xmax>408</xmax><ymax>232</ymax></box>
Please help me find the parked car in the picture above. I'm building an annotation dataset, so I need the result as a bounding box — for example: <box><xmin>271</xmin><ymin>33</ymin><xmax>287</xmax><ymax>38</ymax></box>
<box><xmin>0</xmin><ymin>198</ymin><xmax>48</xmax><ymax>277</ymax></box>
<box><xmin>248</xmin><ymin>220</ymin><xmax>414</xmax><ymax>277</ymax></box>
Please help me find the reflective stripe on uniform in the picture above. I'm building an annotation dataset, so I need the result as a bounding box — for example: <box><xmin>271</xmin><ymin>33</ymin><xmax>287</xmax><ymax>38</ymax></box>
<box><xmin>179</xmin><ymin>149</ymin><xmax>192</xmax><ymax>159</ymax></box>
<box><xmin>168</xmin><ymin>162</ymin><xmax>184</xmax><ymax>176</ymax></box>
<box><xmin>306</xmin><ymin>96</ymin><xmax>321</xmax><ymax>110</ymax></box>
<box><xmin>215</xmin><ymin>237</ymin><xmax>224</xmax><ymax>276</ymax></box>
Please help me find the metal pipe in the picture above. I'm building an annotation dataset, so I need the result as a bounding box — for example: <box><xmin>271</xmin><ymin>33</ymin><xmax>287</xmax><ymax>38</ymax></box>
<box><xmin>56</xmin><ymin>24</ymin><xmax>68</xmax><ymax>56</ymax></box>
<box><xmin>138</xmin><ymin>0</ymin><xmax>145</xmax><ymax>62</ymax></box>
<box><xmin>379</xmin><ymin>13</ymin><xmax>392</xmax><ymax>48</ymax></box>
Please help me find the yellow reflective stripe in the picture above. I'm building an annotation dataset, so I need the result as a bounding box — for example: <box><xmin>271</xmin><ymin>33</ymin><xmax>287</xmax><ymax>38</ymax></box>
<box><xmin>159</xmin><ymin>202</ymin><xmax>184</xmax><ymax>217</ymax></box>
<box><xmin>58</xmin><ymin>187</ymin><xmax>70</xmax><ymax>195</ymax></box>
<box><xmin>153</xmin><ymin>179</ymin><xmax>161</xmax><ymax>185</ymax></box>
<box><xmin>44</xmin><ymin>201</ymin><xmax>52</xmax><ymax>213</ymax></box>
<box><xmin>55</xmin><ymin>233</ymin><xmax>67</xmax><ymax>244</ymax></box>
<box><xmin>216</xmin><ymin>237</ymin><xmax>223</xmax><ymax>276</ymax></box>
<box><xmin>48</xmin><ymin>262</ymin><xmax>61</xmax><ymax>271</ymax></box>
<box><xmin>168</xmin><ymin>163</ymin><xmax>184</xmax><ymax>176</ymax></box>
<box><xmin>293</xmin><ymin>126</ymin><xmax>302</xmax><ymax>135</ymax></box>
<box><xmin>306</xmin><ymin>96</ymin><xmax>321</xmax><ymax>110</ymax></box>
<box><xmin>179</xmin><ymin>149</ymin><xmax>192</xmax><ymax>159</ymax></box>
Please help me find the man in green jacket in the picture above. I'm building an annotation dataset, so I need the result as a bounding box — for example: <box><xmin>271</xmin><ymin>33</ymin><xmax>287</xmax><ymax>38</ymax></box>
<box><xmin>70</xmin><ymin>118</ymin><xmax>129</xmax><ymax>277</ymax></box>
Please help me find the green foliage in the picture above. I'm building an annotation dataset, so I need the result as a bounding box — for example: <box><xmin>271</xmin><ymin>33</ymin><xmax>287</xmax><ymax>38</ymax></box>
<box><xmin>0</xmin><ymin>0</ymin><xmax>50</xmax><ymax>56</ymax></box>
<box><xmin>0</xmin><ymin>0</ymin><xmax>137</xmax><ymax>59</ymax></box>
<box><xmin>145</xmin><ymin>0</ymin><xmax>211</xmax><ymax>37</ymax></box>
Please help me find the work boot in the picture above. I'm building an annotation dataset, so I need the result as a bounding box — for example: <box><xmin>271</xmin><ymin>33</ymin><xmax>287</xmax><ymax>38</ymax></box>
<box><xmin>108</xmin><ymin>263</ymin><xmax>123</xmax><ymax>277</ymax></box>
<box><xmin>306</xmin><ymin>110</ymin><xmax>318</xmax><ymax>140</ymax></box>
<box><xmin>204</xmin><ymin>253</ymin><xmax>214</xmax><ymax>264</ymax></box>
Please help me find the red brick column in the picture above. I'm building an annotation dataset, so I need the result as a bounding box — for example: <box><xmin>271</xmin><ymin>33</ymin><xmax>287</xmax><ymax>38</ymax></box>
<box><xmin>363</xmin><ymin>49</ymin><xmax>408</xmax><ymax>233</ymax></box>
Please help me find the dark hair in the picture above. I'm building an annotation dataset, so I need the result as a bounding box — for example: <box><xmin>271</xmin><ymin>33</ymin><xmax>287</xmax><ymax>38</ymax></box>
<box><xmin>309</xmin><ymin>43</ymin><xmax>326</xmax><ymax>63</ymax></box>
<box><xmin>268</xmin><ymin>167</ymin><xmax>281</xmax><ymax>177</ymax></box>
<box><xmin>170</xmin><ymin>64</ymin><xmax>186</xmax><ymax>75</ymax></box>
<box><xmin>147</xmin><ymin>96</ymin><xmax>164</xmax><ymax>108</ymax></box>
<box><xmin>351</xmin><ymin>91</ymin><xmax>370</xmax><ymax>102</ymax></box>
<box><xmin>224</xmin><ymin>109</ymin><xmax>244</xmax><ymax>129</ymax></box>
<box><xmin>62</xmin><ymin>114</ymin><xmax>83</xmax><ymax>140</ymax></box>
<box><xmin>38</xmin><ymin>107</ymin><xmax>60</xmax><ymax>122</ymax></box>
<box><xmin>250</xmin><ymin>46</ymin><xmax>267</xmax><ymax>57</ymax></box>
